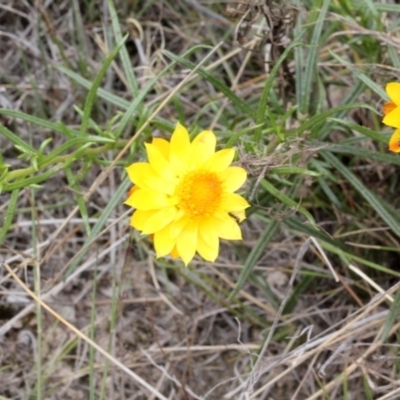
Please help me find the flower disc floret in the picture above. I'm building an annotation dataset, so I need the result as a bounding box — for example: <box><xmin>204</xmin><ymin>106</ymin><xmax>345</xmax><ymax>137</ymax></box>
<box><xmin>176</xmin><ymin>171</ymin><xmax>223</xmax><ymax>218</ymax></box>
<box><xmin>125</xmin><ymin>122</ymin><xmax>250</xmax><ymax>265</ymax></box>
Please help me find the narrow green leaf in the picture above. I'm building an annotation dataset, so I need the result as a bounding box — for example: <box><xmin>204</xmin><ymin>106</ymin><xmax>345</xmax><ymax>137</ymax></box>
<box><xmin>360</xmin><ymin>0</ymin><xmax>380</xmax><ymax>21</ymax></box>
<box><xmin>269</xmin><ymin>166</ymin><xmax>320</xmax><ymax>176</ymax></box>
<box><xmin>295</xmin><ymin>103</ymin><xmax>375</xmax><ymax>137</ymax></box>
<box><xmin>261</xmin><ymin>179</ymin><xmax>316</xmax><ymax>225</ymax></box>
<box><xmin>4</xmin><ymin>165</ymin><xmax>64</xmax><ymax>192</ymax></box>
<box><xmin>64</xmin><ymin>177</ymin><xmax>132</xmax><ymax>277</ymax></box>
<box><xmin>57</xmin><ymin>66</ymin><xmax>132</xmax><ymax>110</ymax></box>
<box><xmin>381</xmin><ymin>285</ymin><xmax>400</xmax><ymax>342</ymax></box>
<box><xmin>328</xmin><ymin>80</ymin><xmax>366</xmax><ymax>126</ymax></box>
<box><xmin>285</xmin><ymin>218</ymin><xmax>400</xmax><ymax>277</ymax></box>
<box><xmin>322</xmin><ymin>151</ymin><xmax>400</xmax><ymax>238</ymax></box>
<box><xmin>375</xmin><ymin>3</ymin><xmax>400</xmax><ymax>12</ymax></box>
<box><xmin>292</xmin><ymin>0</ymin><xmax>305</xmax><ymax>109</ymax></box>
<box><xmin>107</xmin><ymin>0</ymin><xmax>139</xmax><ymax>96</ymax></box>
<box><xmin>0</xmin><ymin>109</ymin><xmax>81</xmax><ymax>137</ymax></box>
<box><xmin>229</xmin><ymin>220</ymin><xmax>280</xmax><ymax>299</ymax></box>
<box><xmin>328</xmin><ymin>143</ymin><xmax>400</xmax><ymax>166</ymax></box>
<box><xmin>328</xmin><ymin>118</ymin><xmax>387</xmax><ymax>144</ymax></box>
<box><xmin>164</xmin><ymin>50</ymin><xmax>255</xmax><ymax>118</ymax></box>
<box><xmin>65</xmin><ymin>166</ymin><xmax>91</xmax><ymax>236</ymax></box>
<box><xmin>0</xmin><ymin>124</ymin><xmax>36</xmax><ymax>154</ymax></box>
<box><xmin>284</xmin><ymin>216</ymin><xmax>342</xmax><ymax>249</ymax></box>
<box><xmin>329</xmin><ymin>51</ymin><xmax>387</xmax><ymax>99</ymax></box>
<box><xmin>300</xmin><ymin>0</ymin><xmax>330</xmax><ymax>114</ymax></box>
<box><xmin>80</xmin><ymin>34</ymin><xmax>128</xmax><ymax>136</ymax></box>
<box><xmin>255</xmin><ymin>41</ymin><xmax>302</xmax><ymax>142</ymax></box>
<box><xmin>317</xmin><ymin>177</ymin><xmax>342</xmax><ymax>208</ymax></box>
<box><xmin>0</xmin><ymin>189</ymin><xmax>20</xmax><ymax>243</ymax></box>
<box><xmin>388</xmin><ymin>45</ymin><xmax>400</xmax><ymax>69</ymax></box>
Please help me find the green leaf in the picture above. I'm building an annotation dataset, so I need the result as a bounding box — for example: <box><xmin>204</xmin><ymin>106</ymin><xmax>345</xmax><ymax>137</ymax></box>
<box><xmin>322</xmin><ymin>151</ymin><xmax>400</xmax><ymax>237</ymax></box>
<box><xmin>375</xmin><ymin>3</ymin><xmax>400</xmax><ymax>12</ymax></box>
<box><xmin>0</xmin><ymin>124</ymin><xmax>36</xmax><ymax>154</ymax></box>
<box><xmin>64</xmin><ymin>177</ymin><xmax>132</xmax><ymax>277</ymax></box>
<box><xmin>0</xmin><ymin>189</ymin><xmax>20</xmax><ymax>243</ymax></box>
<box><xmin>107</xmin><ymin>0</ymin><xmax>139</xmax><ymax>97</ymax></box>
<box><xmin>329</xmin><ymin>51</ymin><xmax>387</xmax><ymax>99</ymax></box>
<box><xmin>80</xmin><ymin>34</ymin><xmax>129</xmax><ymax>136</ymax></box>
<box><xmin>57</xmin><ymin>66</ymin><xmax>132</xmax><ymax>110</ymax></box>
<box><xmin>65</xmin><ymin>166</ymin><xmax>91</xmax><ymax>236</ymax></box>
<box><xmin>284</xmin><ymin>216</ymin><xmax>343</xmax><ymax>249</ymax></box>
<box><xmin>255</xmin><ymin>41</ymin><xmax>302</xmax><ymax>142</ymax></box>
<box><xmin>260</xmin><ymin>179</ymin><xmax>316</xmax><ymax>226</ymax></box>
<box><xmin>381</xmin><ymin>285</ymin><xmax>400</xmax><ymax>342</ymax></box>
<box><xmin>328</xmin><ymin>143</ymin><xmax>400</xmax><ymax>167</ymax></box>
<box><xmin>0</xmin><ymin>109</ymin><xmax>80</xmax><ymax>137</ymax></box>
<box><xmin>164</xmin><ymin>50</ymin><xmax>255</xmax><ymax>118</ymax></box>
<box><xmin>269</xmin><ymin>166</ymin><xmax>321</xmax><ymax>177</ymax></box>
<box><xmin>229</xmin><ymin>220</ymin><xmax>280</xmax><ymax>299</ymax></box>
<box><xmin>300</xmin><ymin>0</ymin><xmax>330</xmax><ymax>114</ymax></box>
<box><xmin>328</xmin><ymin>118</ymin><xmax>387</xmax><ymax>144</ymax></box>
<box><xmin>295</xmin><ymin>103</ymin><xmax>375</xmax><ymax>138</ymax></box>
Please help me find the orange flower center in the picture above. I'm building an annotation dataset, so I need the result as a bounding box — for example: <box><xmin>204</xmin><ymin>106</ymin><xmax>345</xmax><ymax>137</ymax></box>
<box><xmin>383</xmin><ymin>101</ymin><xmax>396</xmax><ymax>115</ymax></box>
<box><xmin>176</xmin><ymin>170</ymin><xmax>223</xmax><ymax>218</ymax></box>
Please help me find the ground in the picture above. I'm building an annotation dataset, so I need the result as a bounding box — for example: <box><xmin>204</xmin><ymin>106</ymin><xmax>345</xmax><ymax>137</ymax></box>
<box><xmin>1</xmin><ymin>1</ymin><xmax>400</xmax><ymax>399</ymax></box>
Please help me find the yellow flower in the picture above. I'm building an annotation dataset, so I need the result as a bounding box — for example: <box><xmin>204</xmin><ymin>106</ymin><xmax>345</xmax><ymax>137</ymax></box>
<box><xmin>389</xmin><ymin>128</ymin><xmax>400</xmax><ymax>153</ymax></box>
<box><xmin>382</xmin><ymin>83</ymin><xmax>400</xmax><ymax>152</ymax></box>
<box><xmin>125</xmin><ymin>122</ymin><xmax>250</xmax><ymax>265</ymax></box>
<box><xmin>383</xmin><ymin>82</ymin><xmax>400</xmax><ymax>128</ymax></box>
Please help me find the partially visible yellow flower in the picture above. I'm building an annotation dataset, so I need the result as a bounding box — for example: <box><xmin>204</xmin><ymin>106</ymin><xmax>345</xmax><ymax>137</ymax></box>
<box><xmin>125</xmin><ymin>122</ymin><xmax>250</xmax><ymax>265</ymax></box>
<box><xmin>382</xmin><ymin>82</ymin><xmax>400</xmax><ymax>128</ymax></box>
<box><xmin>382</xmin><ymin>83</ymin><xmax>400</xmax><ymax>152</ymax></box>
<box><xmin>389</xmin><ymin>128</ymin><xmax>400</xmax><ymax>153</ymax></box>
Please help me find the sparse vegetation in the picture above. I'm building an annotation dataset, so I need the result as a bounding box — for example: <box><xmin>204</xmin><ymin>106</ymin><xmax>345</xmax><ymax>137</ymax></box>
<box><xmin>1</xmin><ymin>1</ymin><xmax>400</xmax><ymax>399</ymax></box>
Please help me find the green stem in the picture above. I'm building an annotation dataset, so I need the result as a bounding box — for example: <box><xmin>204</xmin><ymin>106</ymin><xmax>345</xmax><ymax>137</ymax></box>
<box><xmin>2</xmin><ymin>139</ymin><xmax>129</xmax><ymax>186</ymax></box>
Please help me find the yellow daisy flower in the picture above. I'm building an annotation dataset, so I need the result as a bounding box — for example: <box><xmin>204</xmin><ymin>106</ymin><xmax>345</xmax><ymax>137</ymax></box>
<box><xmin>389</xmin><ymin>128</ymin><xmax>400</xmax><ymax>153</ymax></box>
<box><xmin>382</xmin><ymin>82</ymin><xmax>400</xmax><ymax>128</ymax></box>
<box><xmin>382</xmin><ymin>83</ymin><xmax>400</xmax><ymax>152</ymax></box>
<box><xmin>125</xmin><ymin>122</ymin><xmax>250</xmax><ymax>265</ymax></box>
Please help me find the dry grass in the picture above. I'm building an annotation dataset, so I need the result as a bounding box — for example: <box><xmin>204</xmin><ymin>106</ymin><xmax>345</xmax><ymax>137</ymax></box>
<box><xmin>1</xmin><ymin>1</ymin><xmax>400</xmax><ymax>399</ymax></box>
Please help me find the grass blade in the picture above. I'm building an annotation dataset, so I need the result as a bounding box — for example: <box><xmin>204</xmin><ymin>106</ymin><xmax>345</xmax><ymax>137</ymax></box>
<box><xmin>322</xmin><ymin>151</ymin><xmax>400</xmax><ymax>237</ymax></box>
<box><xmin>80</xmin><ymin>34</ymin><xmax>128</xmax><ymax>136</ymax></box>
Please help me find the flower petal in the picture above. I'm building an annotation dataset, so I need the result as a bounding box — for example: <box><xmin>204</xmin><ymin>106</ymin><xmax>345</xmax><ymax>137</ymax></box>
<box><xmin>142</xmin><ymin>206</ymin><xmax>178</xmax><ymax>234</ymax></box>
<box><xmin>145</xmin><ymin>142</ymin><xmax>178</xmax><ymax>183</ymax></box>
<box><xmin>229</xmin><ymin>210</ymin><xmax>246</xmax><ymax>223</ymax></box>
<box><xmin>197</xmin><ymin>233</ymin><xmax>219</xmax><ymax>262</ymax></box>
<box><xmin>199</xmin><ymin>217</ymin><xmax>219</xmax><ymax>247</ymax></box>
<box><xmin>389</xmin><ymin>129</ymin><xmax>400</xmax><ymax>153</ymax></box>
<box><xmin>220</xmin><ymin>167</ymin><xmax>247</xmax><ymax>192</ymax></box>
<box><xmin>125</xmin><ymin>188</ymin><xmax>173</xmax><ymax>210</ymax></box>
<box><xmin>386</xmin><ymin>82</ymin><xmax>400</xmax><ymax>105</ymax></box>
<box><xmin>176</xmin><ymin>220</ymin><xmax>198</xmax><ymax>265</ymax></box>
<box><xmin>213</xmin><ymin>216</ymin><xmax>243</xmax><ymax>240</ymax></box>
<box><xmin>383</xmin><ymin>106</ymin><xmax>400</xmax><ymax>128</ymax></box>
<box><xmin>130</xmin><ymin>210</ymin><xmax>156</xmax><ymax>230</ymax></box>
<box><xmin>220</xmin><ymin>193</ymin><xmax>250</xmax><ymax>212</ymax></box>
<box><xmin>169</xmin><ymin>213</ymin><xmax>189</xmax><ymax>239</ymax></box>
<box><xmin>169</xmin><ymin>245</ymin><xmax>180</xmax><ymax>259</ymax></box>
<box><xmin>203</xmin><ymin>148</ymin><xmax>235</xmax><ymax>172</ymax></box>
<box><xmin>152</xmin><ymin>138</ymin><xmax>170</xmax><ymax>160</ymax></box>
<box><xmin>189</xmin><ymin>130</ymin><xmax>217</xmax><ymax>168</ymax></box>
<box><xmin>154</xmin><ymin>226</ymin><xmax>177</xmax><ymax>257</ymax></box>
<box><xmin>125</xmin><ymin>163</ymin><xmax>173</xmax><ymax>194</ymax></box>
<box><xmin>383</xmin><ymin>101</ymin><xmax>396</xmax><ymax>116</ymax></box>
<box><xmin>170</xmin><ymin>122</ymin><xmax>191</xmax><ymax>162</ymax></box>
